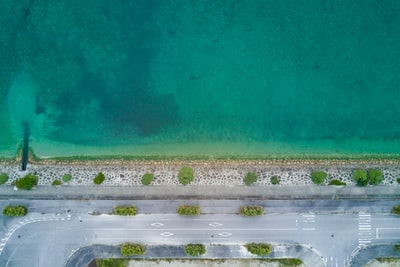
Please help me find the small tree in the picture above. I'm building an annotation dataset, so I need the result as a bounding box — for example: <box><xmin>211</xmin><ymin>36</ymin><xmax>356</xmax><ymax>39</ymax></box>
<box><xmin>245</xmin><ymin>243</ymin><xmax>272</xmax><ymax>256</ymax></box>
<box><xmin>0</xmin><ymin>173</ymin><xmax>9</xmax><ymax>185</ymax></box>
<box><xmin>368</xmin><ymin>169</ymin><xmax>383</xmax><ymax>185</ymax></box>
<box><xmin>120</xmin><ymin>243</ymin><xmax>145</xmax><ymax>256</ymax></box>
<box><xmin>270</xmin><ymin>176</ymin><xmax>280</xmax><ymax>185</ymax></box>
<box><xmin>94</xmin><ymin>172</ymin><xmax>105</xmax><ymax>185</ymax></box>
<box><xmin>2</xmin><ymin>205</ymin><xmax>28</xmax><ymax>216</ymax></box>
<box><xmin>240</xmin><ymin>206</ymin><xmax>264</xmax><ymax>216</ymax></box>
<box><xmin>311</xmin><ymin>171</ymin><xmax>327</xmax><ymax>185</ymax></box>
<box><xmin>114</xmin><ymin>206</ymin><xmax>137</xmax><ymax>216</ymax></box>
<box><xmin>177</xmin><ymin>205</ymin><xmax>201</xmax><ymax>216</ymax></box>
<box><xmin>353</xmin><ymin>169</ymin><xmax>368</xmax><ymax>186</ymax></box>
<box><xmin>62</xmin><ymin>174</ymin><xmax>72</xmax><ymax>183</ymax></box>
<box><xmin>243</xmin><ymin>172</ymin><xmax>258</xmax><ymax>186</ymax></box>
<box><xmin>395</xmin><ymin>244</ymin><xmax>400</xmax><ymax>252</ymax></box>
<box><xmin>141</xmin><ymin>173</ymin><xmax>154</xmax><ymax>186</ymax></box>
<box><xmin>392</xmin><ymin>205</ymin><xmax>400</xmax><ymax>215</ymax></box>
<box><xmin>178</xmin><ymin>167</ymin><xmax>194</xmax><ymax>185</ymax></box>
<box><xmin>15</xmin><ymin>173</ymin><xmax>38</xmax><ymax>190</ymax></box>
<box><xmin>184</xmin><ymin>244</ymin><xmax>206</xmax><ymax>256</ymax></box>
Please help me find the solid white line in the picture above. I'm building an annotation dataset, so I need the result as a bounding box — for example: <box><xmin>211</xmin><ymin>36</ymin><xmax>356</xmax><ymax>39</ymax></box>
<box><xmin>85</xmin><ymin>228</ymin><xmax>298</xmax><ymax>231</ymax></box>
<box><xmin>302</xmin><ymin>228</ymin><xmax>315</xmax><ymax>231</ymax></box>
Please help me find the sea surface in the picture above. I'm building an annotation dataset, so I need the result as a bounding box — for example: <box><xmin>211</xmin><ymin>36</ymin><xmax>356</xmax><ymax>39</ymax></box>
<box><xmin>0</xmin><ymin>0</ymin><xmax>399</xmax><ymax>158</ymax></box>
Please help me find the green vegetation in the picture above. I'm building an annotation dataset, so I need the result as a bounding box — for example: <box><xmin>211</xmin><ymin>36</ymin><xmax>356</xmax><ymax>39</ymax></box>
<box><xmin>240</xmin><ymin>205</ymin><xmax>264</xmax><ymax>216</ymax></box>
<box><xmin>0</xmin><ymin>173</ymin><xmax>9</xmax><ymax>185</ymax></box>
<box><xmin>391</xmin><ymin>205</ymin><xmax>400</xmax><ymax>215</ymax></box>
<box><xmin>177</xmin><ymin>205</ymin><xmax>201</xmax><ymax>216</ymax></box>
<box><xmin>397</xmin><ymin>178</ymin><xmax>400</xmax><ymax>184</ymax></box>
<box><xmin>395</xmin><ymin>244</ymin><xmax>400</xmax><ymax>252</ymax></box>
<box><xmin>62</xmin><ymin>174</ymin><xmax>72</xmax><ymax>183</ymax></box>
<box><xmin>51</xmin><ymin>179</ymin><xmax>62</xmax><ymax>186</ymax></box>
<box><xmin>376</xmin><ymin>258</ymin><xmax>400</xmax><ymax>263</ymax></box>
<box><xmin>311</xmin><ymin>171</ymin><xmax>327</xmax><ymax>185</ymax></box>
<box><xmin>353</xmin><ymin>169</ymin><xmax>368</xmax><ymax>186</ymax></box>
<box><xmin>178</xmin><ymin>167</ymin><xmax>194</xmax><ymax>185</ymax></box>
<box><xmin>113</xmin><ymin>206</ymin><xmax>137</xmax><ymax>216</ymax></box>
<box><xmin>270</xmin><ymin>176</ymin><xmax>280</xmax><ymax>185</ymax></box>
<box><xmin>96</xmin><ymin>259</ymin><xmax>128</xmax><ymax>267</ymax></box>
<box><xmin>94</xmin><ymin>172</ymin><xmax>105</xmax><ymax>185</ymax></box>
<box><xmin>368</xmin><ymin>169</ymin><xmax>383</xmax><ymax>185</ymax></box>
<box><xmin>184</xmin><ymin>244</ymin><xmax>206</xmax><ymax>256</ymax></box>
<box><xmin>328</xmin><ymin>179</ymin><xmax>347</xmax><ymax>186</ymax></box>
<box><xmin>243</xmin><ymin>172</ymin><xmax>258</xmax><ymax>185</ymax></box>
<box><xmin>245</xmin><ymin>243</ymin><xmax>272</xmax><ymax>256</ymax></box>
<box><xmin>141</xmin><ymin>172</ymin><xmax>154</xmax><ymax>186</ymax></box>
<box><xmin>2</xmin><ymin>205</ymin><xmax>28</xmax><ymax>216</ymax></box>
<box><xmin>14</xmin><ymin>173</ymin><xmax>38</xmax><ymax>190</ymax></box>
<box><xmin>120</xmin><ymin>243</ymin><xmax>145</xmax><ymax>256</ymax></box>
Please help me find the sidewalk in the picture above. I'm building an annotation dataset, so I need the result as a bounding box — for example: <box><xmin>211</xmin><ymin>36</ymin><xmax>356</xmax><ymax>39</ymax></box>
<box><xmin>0</xmin><ymin>184</ymin><xmax>399</xmax><ymax>200</ymax></box>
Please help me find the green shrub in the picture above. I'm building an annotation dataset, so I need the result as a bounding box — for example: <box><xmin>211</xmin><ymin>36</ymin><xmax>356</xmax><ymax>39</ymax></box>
<box><xmin>178</xmin><ymin>167</ymin><xmax>194</xmax><ymax>185</ymax></box>
<box><xmin>15</xmin><ymin>173</ymin><xmax>38</xmax><ymax>190</ymax></box>
<box><xmin>353</xmin><ymin>169</ymin><xmax>368</xmax><ymax>186</ymax></box>
<box><xmin>0</xmin><ymin>173</ymin><xmax>9</xmax><ymax>185</ymax></box>
<box><xmin>328</xmin><ymin>179</ymin><xmax>347</xmax><ymax>186</ymax></box>
<box><xmin>94</xmin><ymin>172</ymin><xmax>105</xmax><ymax>185</ymax></box>
<box><xmin>52</xmin><ymin>179</ymin><xmax>62</xmax><ymax>186</ymax></box>
<box><xmin>184</xmin><ymin>244</ymin><xmax>206</xmax><ymax>256</ymax></box>
<box><xmin>177</xmin><ymin>205</ymin><xmax>201</xmax><ymax>216</ymax></box>
<box><xmin>62</xmin><ymin>174</ymin><xmax>72</xmax><ymax>183</ymax></box>
<box><xmin>397</xmin><ymin>178</ymin><xmax>400</xmax><ymax>184</ymax></box>
<box><xmin>392</xmin><ymin>205</ymin><xmax>400</xmax><ymax>215</ymax></box>
<box><xmin>120</xmin><ymin>243</ymin><xmax>145</xmax><ymax>256</ymax></box>
<box><xmin>141</xmin><ymin>173</ymin><xmax>154</xmax><ymax>186</ymax></box>
<box><xmin>96</xmin><ymin>259</ymin><xmax>128</xmax><ymax>267</ymax></box>
<box><xmin>240</xmin><ymin>206</ymin><xmax>264</xmax><ymax>216</ymax></box>
<box><xmin>270</xmin><ymin>176</ymin><xmax>280</xmax><ymax>185</ymax></box>
<box><xmin>2</xmin><ymin>205</ymin><xmax>28</xmax><ymax>216</ymax></box>
<box><xmin>368</xmin><ymin>169</ymin><xmax>383</xmax><ymax>185</ymax></box>
<box><xmin>245</xmin><ymin>243</ymin><xmax>272</xmax><ymax>256</ymax></box>
<box><xmin>114</xmin><ymin>206</ymin><xmax>137</xmax><ymax>216</ymax></box>
<box><xmin>395</xmin><ymin>244</ymin><xmax>400</xmax><ymax>252</ymax></box>
<box><xmin>311</xmin><ymin>171</ymin><xmax>327</xmax><ymax>185</ymax></box>
<box><xmin>243</xmin><ymin>172</ymin><xmax>258</xmax><ymax>185</ymax></box>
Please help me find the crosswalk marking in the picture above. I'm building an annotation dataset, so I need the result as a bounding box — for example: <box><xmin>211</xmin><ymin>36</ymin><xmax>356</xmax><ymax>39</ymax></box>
<box><xmin>358</xmin><ymin>213</ymin><xmax>372</xmax><ymax>245</ymax></box>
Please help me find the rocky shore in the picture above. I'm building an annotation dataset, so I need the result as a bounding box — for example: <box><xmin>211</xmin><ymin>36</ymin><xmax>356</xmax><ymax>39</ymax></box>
<box><xmin>0</xmin><ymin>159</ymin><xmax>399</xmax><ymax>187</ymax></box>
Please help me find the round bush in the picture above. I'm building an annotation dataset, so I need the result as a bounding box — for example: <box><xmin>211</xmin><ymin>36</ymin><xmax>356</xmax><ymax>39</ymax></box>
<box><xmin>178</xmin><ymin>167</ymin><xmax>194</xmax><ymax>185</ymax></box>
<box><xmin>141</xmin><ymin>173</ymin><xmax>154</xmax><ymax>186</ymax></box>
<box><xmin>270</xmin><ymin>176</ymin><xmax>280</xmax><ymax>185</ymax></box>
<box><xmin>368</xmin><ymin>169</ymin><xmax>383</xmax><ymax>185</ymax></box>
<box><xmin>15</xmin><ymin>173</ymin><xmax>38</xmax><ymax>190</ymax></box>
<box><xmin>397</xmin><ymin>178</ymin><xmax>400</xmax><ymax>184</ymax></box>
<box><xmin>353</xmin><ymin>169</ymin><xmax>368</xmax><ymax>186</ymax></box>
<box><xmin>94</xmin><ymin>172</ymin><xmax>105</xmax><ymax>185</ymax></box>
<box><xmin>392</xmin><ymin>205</ymin><xmax>400</xmax><ymax>215</ymax></box>
<box><xmin>62</xmin><ymin>174</ymin><xmax>72</xmax><ymax>183</ymax></box>
<box><xmin>0</xmin><ymin>173</ymin><xmax>9</xmax><ymax>185</ymax></box>
<box><xmin>311</xmin><ymin>171</ymin><xmax>327</xmax><ymax>185</ymax></box>
<box><xmin>184</xmin><ymin>244</ymin><xmax>206</xmax><ymax>256</ymax></box>
<box><xmin>243</xmin><ymin>172</ymin><xmax>258</xmax><ymax>186</ymax></box>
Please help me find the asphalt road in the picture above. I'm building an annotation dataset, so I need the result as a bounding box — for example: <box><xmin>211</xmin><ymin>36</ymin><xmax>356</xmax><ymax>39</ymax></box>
<box><xmin>0</xmin><ymin>200</ymin><xmax>399</xmax><ymax>267</ymax></box>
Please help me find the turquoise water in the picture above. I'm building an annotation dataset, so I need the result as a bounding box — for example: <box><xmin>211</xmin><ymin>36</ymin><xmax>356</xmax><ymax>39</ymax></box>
<box><xmin>1</xmin><ymin>0</ymin><xmax>400</xmax><ymax>158</ymax></box>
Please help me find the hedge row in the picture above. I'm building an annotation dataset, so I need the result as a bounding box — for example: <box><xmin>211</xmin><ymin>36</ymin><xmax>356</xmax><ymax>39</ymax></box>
<box><xmin>240</xmin><ymin>206</ymin><xmax>264</xmax><ymax>216</ymax></box>
<box><xmin>177</xmin><ymin>205</ymin><xmax>201</xmax><ymax>216</ymax></box>
<box><xmin>2</xmin><ymin>205</ymin><xmax>28</xmax><ymax>216</ymax></box>
<box><xmin>114</xmin><ymin>206</ymin><xmax>137</xmax><ymax>216</ymax></box>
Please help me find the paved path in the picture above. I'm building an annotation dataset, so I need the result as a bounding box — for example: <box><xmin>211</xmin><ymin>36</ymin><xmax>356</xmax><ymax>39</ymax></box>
<box><xmin>0</xmin><ymin>184</ymin><xmax>399</xmax><ymax>200</ymax></box>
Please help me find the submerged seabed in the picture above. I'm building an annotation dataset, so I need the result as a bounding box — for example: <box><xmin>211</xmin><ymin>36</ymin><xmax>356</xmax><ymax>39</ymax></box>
<box><xmin>0</xmin><ymin>1</ymin><xmax>399</xmax><ymax>158</ymax></box>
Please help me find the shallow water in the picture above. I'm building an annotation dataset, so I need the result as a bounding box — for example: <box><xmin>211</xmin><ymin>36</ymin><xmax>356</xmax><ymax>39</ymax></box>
<box><xmin>1</xmin><ymin>1</ymin><xmax>399</xmax><ymax>158</ymax></box>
